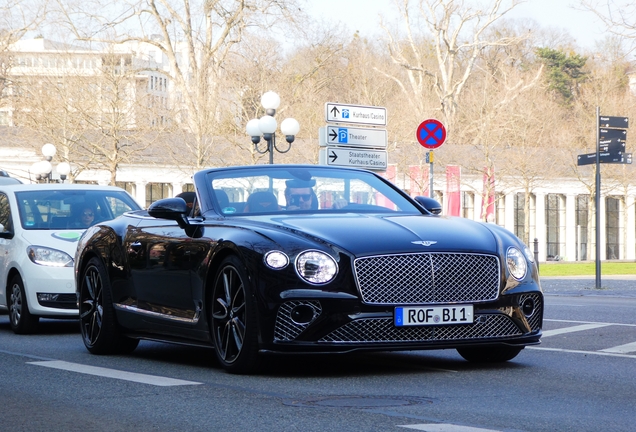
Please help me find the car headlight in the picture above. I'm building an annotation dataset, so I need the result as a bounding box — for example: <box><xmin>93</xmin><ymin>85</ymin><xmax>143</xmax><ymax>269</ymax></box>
<box><xmin>264</xmin><ymin>250</ymin><xmax>289</xmax><ymax>269</ymax></box>
<box><xmin>506</xmin><ymin>247</ymin><xmax>527</xmax><ymax>280</ymax></box>
<box><xmin>296</xmin><ymin>250</ymin><xmax>338</xmax><ymax>285</ymax></box>
<box><xmin>27</xmin><ymin>246</ymin><xmax>74</xmax><ymax>267</ymax></box>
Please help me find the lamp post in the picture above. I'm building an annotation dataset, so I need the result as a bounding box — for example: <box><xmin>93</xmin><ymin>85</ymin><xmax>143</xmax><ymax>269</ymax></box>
<box><xmin>246</xmin><ymin>91</ymin><xmax>300</xmax><ymax>164</ymax></box>
<box><xmin>30</xmin><ymin>144</ymin><xmax>71</xmax><ymax>183</ymax></box>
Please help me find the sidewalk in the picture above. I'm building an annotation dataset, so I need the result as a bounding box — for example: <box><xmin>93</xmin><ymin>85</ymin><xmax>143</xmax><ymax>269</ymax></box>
<box><xmin>540</xmin><ymin>275</ymin><xmax>636</xmax><ymax>297</ymax></box>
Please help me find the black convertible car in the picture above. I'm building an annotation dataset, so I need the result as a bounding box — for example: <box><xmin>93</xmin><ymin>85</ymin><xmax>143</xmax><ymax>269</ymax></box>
<box><xmin>75</xmin><ymin>165</ymin><xmax>542</xmax><ymax>374</ymax></box>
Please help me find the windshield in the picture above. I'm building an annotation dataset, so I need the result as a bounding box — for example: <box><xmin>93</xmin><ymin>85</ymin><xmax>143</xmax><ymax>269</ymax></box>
<box><xmin>16</xmin><ymin>189</ymin><xmax>140</xmax><ymax>230</ymax></box>
<box><xmin>207</xmin><ymin>166</ymin><xmax>421</xmax><ymax>216</ymax></box>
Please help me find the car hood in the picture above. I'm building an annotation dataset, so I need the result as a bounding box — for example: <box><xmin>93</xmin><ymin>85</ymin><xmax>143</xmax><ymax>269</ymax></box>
<box><xmin>249</xmin><ymin>213</ymin><xmax>498</xmax><ymax>257</ymax></box>
<box><xmin>19</xmin><ymin>229</ymin><xmax>86</xmax><ymax>255</ymax></box>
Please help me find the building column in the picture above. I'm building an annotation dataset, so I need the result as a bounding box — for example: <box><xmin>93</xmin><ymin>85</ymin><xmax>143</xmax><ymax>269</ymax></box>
<box><xmin>565</xmin><ymin>194</ymin><xmax>576</xmax><ymax>262</ymax></box>
<box><xmin>504</xmin><ymin>192</ymin><xmax>515</xmax><ymax>233</ymax></box>
<box><xmin>473</xmin><ymin>192</ymin><xmax>483</xmax><ymax>222</ymax></box>
<box><xmin>136</xmin><ymin>181</ymin><xmax>147</xmax><ymax>209</ymax></box>
<box><xmin>596</xmin><ymin>194</ymin><xmax>606</xmax><ymax>260</ymax></box>
<box><xmin>625</xmin><ymin>195</ymin><xmax>635</xmax><ymax>260</ymax></box>
<box><xmin>172</xmin><ymin>182</ymin><xmax>182</xmax><ymax>197</ymax></box>
<box><xmin>535</xmin><ymin>192</ymin><xmax>546</xmax><ymax>262</ymax></box>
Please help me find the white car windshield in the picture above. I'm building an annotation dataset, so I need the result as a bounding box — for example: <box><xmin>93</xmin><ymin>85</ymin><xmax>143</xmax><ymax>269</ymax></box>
<box><xmin>16</xmin><ymin>189</ymin><xmax>140</xmax><ymax>230</ymax></box>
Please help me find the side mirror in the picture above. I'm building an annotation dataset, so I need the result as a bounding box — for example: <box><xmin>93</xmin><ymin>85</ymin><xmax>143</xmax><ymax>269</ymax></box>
<box><xmin>0</xmin><ymin>223</ymin><xmax>13</xmax><ymax>239</ymax></box>
<box><xmin>148</xmin><ymin>198</ymin><xmax>190</xmax><ymax>228</ymax></box>
<box><xmin>414</xmin><ymin>196</ymin><xmax>442</xmax><ymax>215</ymax></box>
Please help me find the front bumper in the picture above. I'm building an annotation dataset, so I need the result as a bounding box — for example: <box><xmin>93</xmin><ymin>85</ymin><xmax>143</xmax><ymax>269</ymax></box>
<box><xmin>263</xmin><ymin>291</ymin><xmax>543</xmax><ymax>354</ymax></box>
<box><xmin>23</xmin><ymin>264</ymin><xmax>78</xmax><ymax>317</ymax></box>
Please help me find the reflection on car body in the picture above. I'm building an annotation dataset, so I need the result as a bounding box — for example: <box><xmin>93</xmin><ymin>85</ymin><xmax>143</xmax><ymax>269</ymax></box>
<box><xmin>74</xmin><ymin>164</ymin><xmax>543</xmax><ymax>374</ymax></box>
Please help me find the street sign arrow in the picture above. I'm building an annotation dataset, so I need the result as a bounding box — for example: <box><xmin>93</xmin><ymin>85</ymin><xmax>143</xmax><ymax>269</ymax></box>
<box><xmin>329</xmin><ymin>129</ymin><xmax>338</xmax><ymax>141</ymax></box>
<box><xmin>329</xmin><ymin>150</ymin><xmax>338</xmax><ymax>163</ymax></box>
<box><xmin>599</xmin><ymin>116</ymin><xmax>629</xmax><ymax>129</ymax></box>
<box><xmin>599</xmin><ymin>128</ymin><xmax>627</xmax><ymax>141</ymax></box>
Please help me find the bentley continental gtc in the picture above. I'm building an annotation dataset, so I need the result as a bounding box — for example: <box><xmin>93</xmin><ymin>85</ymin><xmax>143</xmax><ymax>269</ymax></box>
<box><xmin>74</xmin><ymin>165</ymin><xmax>543</xmax><ymax>374</ymax></box>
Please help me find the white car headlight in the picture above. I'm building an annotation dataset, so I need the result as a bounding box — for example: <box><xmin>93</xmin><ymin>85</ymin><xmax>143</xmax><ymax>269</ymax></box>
<box><xmin>296</xmin><ymin>250</ymin><xmax>338</xmax><ymax>285</ymax></box>
<box><xmin>264</xmin><ymin>250</ymin><xmax>289</xmax><ymax>269</ymax></box>
<box><xmin>27</xmin><ymin>246</ymin><xmax>74</xmax><ymax>267</ymax></box>
<box><xmin>506</xmin><ymin>247</ymin><xmax>527</xmax><ymax>280</ymax></box>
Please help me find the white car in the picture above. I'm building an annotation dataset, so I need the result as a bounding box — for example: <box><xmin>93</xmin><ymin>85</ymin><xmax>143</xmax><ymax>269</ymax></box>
<box><xmin>0</xmin><ymin>184</ymin><xmax>141</xmax><ymax>334</ymax></box>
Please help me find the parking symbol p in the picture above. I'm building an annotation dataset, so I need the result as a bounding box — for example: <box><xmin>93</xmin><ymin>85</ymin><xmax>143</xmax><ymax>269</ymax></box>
<box><xmin>338</xmin><ymin>128</ymin><xmax>348</xmax><ymax>143</ymax></box>
<box><xmin>342</xmin><ymin>109</ymin><xmax>350</xmax><ymax>119</ymax></box>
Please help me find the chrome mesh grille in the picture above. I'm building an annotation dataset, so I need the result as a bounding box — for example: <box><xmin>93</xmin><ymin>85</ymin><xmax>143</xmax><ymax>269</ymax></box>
<box><xmin>318</xmin><ymin>314</ymin><xmax>521</xmax><ymax>343</ymax></box>
<box><xmin>354</xmin><ymin>253</ymin><xmax>500</xmax><ymax>305</ymax></box>
<box><xmin>519</xmin><ymin>293</ymin><xmax>543</xmax><ymax>331</ymax></box>
<box><xmin>274</xmin><ymin>300</ymin><xmax>322</xmax><ymax>342</ymax></box>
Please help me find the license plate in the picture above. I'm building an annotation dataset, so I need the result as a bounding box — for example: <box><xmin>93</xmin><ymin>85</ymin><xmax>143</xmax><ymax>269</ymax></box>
<box><xmin>394</xmin><ymin>305</ymin><xmax>473</xmax><ymax>327</ymax></box>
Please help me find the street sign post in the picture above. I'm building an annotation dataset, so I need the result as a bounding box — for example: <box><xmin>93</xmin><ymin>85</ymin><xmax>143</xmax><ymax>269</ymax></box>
<box><xmin>319</xmin><ymin>147</ymin><xmax>387</xmax><ymax>170</ymax></box>
<box><xmin>324</xmin><ymin>103</ymin><xmax>387</xmax><ymax>126</ymax></box>
<box><xmin>415</xmin><ymin>119</ymin><xmax>446</xmax><ymax>198</ymax></box>
<box><xmin>598</xmin><ymin>138</ymin><xmax>626</xmax><ymax>154</ymax></box>
<box><xmin>599</xmin><ymin>116</ymin><xmax>629</xmax><ymax>129</ymax></box>
<box><xmin>319</xmin><ymin>125</ymin><xmax>387</xmax><ymax>149</ymax></box>
<box><xmin>599</xmin><ymin>128</ymin><xmax>627</xmax><ymax>141</ymax></box>
<box><xmin>577</xmin><ymin>151</ymin><xmax>632</xmax><ymax>165</ymax></box>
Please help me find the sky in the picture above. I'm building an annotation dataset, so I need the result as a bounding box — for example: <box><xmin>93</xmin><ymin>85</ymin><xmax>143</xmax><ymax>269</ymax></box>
<box><xmin>307</xmin><ymin>0</ymin><xmax>607</xmax><ymax>50</ymax></box>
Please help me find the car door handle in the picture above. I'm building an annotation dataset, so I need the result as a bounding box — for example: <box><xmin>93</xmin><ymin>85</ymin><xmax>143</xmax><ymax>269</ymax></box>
<box><xmin>129</xmin><ymin>241</ymin><xmax>142</xmax><ymax>253</ymax></box>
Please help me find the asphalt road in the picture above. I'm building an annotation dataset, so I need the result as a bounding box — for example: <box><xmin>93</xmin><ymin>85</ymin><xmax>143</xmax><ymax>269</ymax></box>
<box><xmin>0</xmin><ymin>275</ymin><xmax>634</xmax><ymax>432</ymax></box>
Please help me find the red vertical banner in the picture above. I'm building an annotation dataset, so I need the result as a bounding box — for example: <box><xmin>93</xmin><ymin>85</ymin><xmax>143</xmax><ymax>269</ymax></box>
<box><xmin>382</xmin><ymin>165</ymin><xmax>397</xmax><ymax>183</ymax></box>
<box><xmin>409</xmin><ymin>165</ymin><xmax>429</xmax><ymax>197</ymax></box>
<box><xmin>481</xmin><ymin>166</ymin><xmax>495</xmax><ymax>222</ymax></box>
<box><xmin>445</xmin><ymin>165</ymin><xmax>461</xmax><ymax>216</ymax></box>
<box><xmin>377</xmin><ymin>165</ymin><xmax>397</xmax><ymax>208</ymax></box>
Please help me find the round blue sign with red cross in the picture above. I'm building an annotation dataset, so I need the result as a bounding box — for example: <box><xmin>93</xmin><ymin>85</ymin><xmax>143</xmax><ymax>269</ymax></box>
<box><xmin>416</xmin><ymin>119</ymin><xmax>446</xmax><ymax>149</ymax></box>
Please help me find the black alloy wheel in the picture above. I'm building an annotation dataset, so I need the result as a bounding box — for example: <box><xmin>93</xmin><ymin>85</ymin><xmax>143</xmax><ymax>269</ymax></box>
<box><xmin>456</xmin><ymin>345</ymin><xmax>524</xmax><ymax>363</ymax></box>
<box><xmin>79</xmin><ymin>257</ymin><xmax>138</xmax><ymax>354</ymax></box>
<box><xmin>210</xmin><ymin>256</ymin><xmax>260</xmax><ymax>374</ymax></box>
<box><xmin>8</xmin><ymin>273</ymin><xmax>39</xmax><ymax>334</ymax></box>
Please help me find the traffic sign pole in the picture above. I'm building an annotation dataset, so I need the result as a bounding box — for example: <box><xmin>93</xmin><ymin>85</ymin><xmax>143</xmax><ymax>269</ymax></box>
<box><xmin>595</xmin><ymin>107</ymin><xmax>601</xmax><ymax>290</ymax></box>
<box><xmin>429</xmin><ymin>152</ymin><xmax>434</xmax><ymax>198</ymax></box>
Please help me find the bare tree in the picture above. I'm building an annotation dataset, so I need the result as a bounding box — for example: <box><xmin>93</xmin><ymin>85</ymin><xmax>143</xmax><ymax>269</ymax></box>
<box><xmin>377</xmin><ymin>0</ymin><xmax>527</xmax><ymax>132</ymax></box>
<box><xmin>580</xmin><ymin>1</ymin><xmax>636</xmax><ymax>43</ymax></box>
<box><xmin>53</xmin><ymin>0</ymin><xmax>303</xmax><ymax>171</ymax></box>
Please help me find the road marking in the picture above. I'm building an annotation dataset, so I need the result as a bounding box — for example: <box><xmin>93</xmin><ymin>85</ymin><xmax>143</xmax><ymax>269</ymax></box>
<box><xmin>528</xmin><ymin>346</ymin><xmax>636</xmax><ymax>359</ymax></box>
<box><xmin>545</xmin><ymin>318</ymin><xmax>636</xmax><ymax>328</ymax></box>
<box><xmin>600</xmin><ymin>341</ymin><xmax>636</xmax><ymax>354</ymax></box>
<box><xmin>28</xmin><ymin>360</ymin><xmax>202</xmax><ymax>386</ymax></box>
<box><xmin>541</xmin><ymin>323</ymin><xmax>611</xmax><ymax>337</ymax></box>
<box><xmin>398</xmin><ymin>424</ymin><xmax>499</xmax><ymax>431</ymax></box>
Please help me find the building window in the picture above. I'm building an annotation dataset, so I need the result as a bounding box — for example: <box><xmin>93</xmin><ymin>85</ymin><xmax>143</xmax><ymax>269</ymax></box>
<box><xmin>546</xmin><ymin>194</ymin><xmax>565</xmax><ymax>260</ymax></box>
<box><xmin>182</xmin><ymin>184</ymin><xmax>195</xmax><ymax>193</ymax></box>
<box><xmin>462</xmin><ymin>191</ymin><xmax>474</xmax><ymax>219</ymax></box>
<box><xmin>606</xmin><ymin>197</ymin><xmax>620</xmax><ymax>260</ymax></box>
<box><xmin>146</xmin><ymin>183</ymin><xmax>171</xmax><ymax>208</ymax></box>
<box><xmin>576</xmin><ymin>195</ymin><xmax>589</xmax><ymax>261</ymax></box>
<box><xmin>115</xmin><ymin>181</ymin><xmax>136</xmax><ymax>197</ymax></box>
<box><xmin>514</xmin><ymin>192</ymin><xmax>535</xmax><ymax>244</ymax></box>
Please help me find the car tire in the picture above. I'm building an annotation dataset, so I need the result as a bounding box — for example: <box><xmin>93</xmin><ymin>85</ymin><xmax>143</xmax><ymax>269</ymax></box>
<box><xmin>456</xmin><ymin>346</ymin><xmax>524</xmax><ymax>363</ymax></box>
<box><xmin>79</xmin><ymin>257</ymin><xmax>139</xmax><ymax>355</ymax></box>
<box><xmin>210</xmin><ymin>256</ymin><xmax>260</xmax><ymax>374</ymax></box>
<box><xmin>8</xmin><ymin>274</ymin><xmax>39</xmax><ymax>334</ymax></box>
